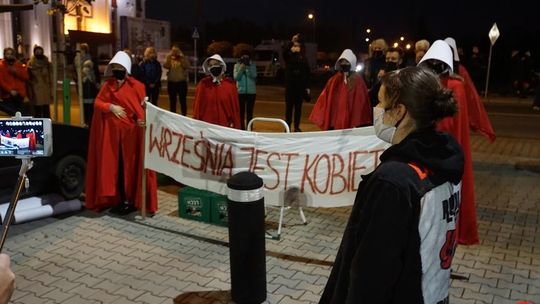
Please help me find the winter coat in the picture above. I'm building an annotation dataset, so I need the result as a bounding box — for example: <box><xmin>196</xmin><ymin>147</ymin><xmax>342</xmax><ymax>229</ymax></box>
<box><xmin>320</xmin><ymin>130</ymin><xmax>464</xmax><ymax>304</ymax></box>
<box><xmin>164</xmin><ymin>54</ymin><xmax>191</xmax><ymax>82</ymax></box>
<box><xmin>82</xmin><ymin>59</ymin><xmax>99</xmax><ymax>102</ymax></box>
<box><xmin>0</xmin><ymin>59</ymin><xmax>29</xmax><ymax>99</ymax></box>
<box><xmin>284</xmin><ymin>45</ymin><xmax>310</xmax><ymax>89</ymax></box>
<box><xmin>233</xmin><ymin>62</ymin><xmax>257</xmax><ymax>94</ymax></box>
<box><xmin>28</xmin><ymin>56</ymin><xmax>53</xmax><ymax>105</ymax></box>
<box><xmin>140</xmin><ymin>59</ymin><xmax>162</xmax><ymax>87</ymax></box>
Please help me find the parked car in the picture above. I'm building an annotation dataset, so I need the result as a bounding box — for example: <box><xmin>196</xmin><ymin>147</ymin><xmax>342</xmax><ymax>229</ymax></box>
<box><xmin>0</xmin><ymin>123</ymin><xmax>89</xmax><ymax>203</ymax></box>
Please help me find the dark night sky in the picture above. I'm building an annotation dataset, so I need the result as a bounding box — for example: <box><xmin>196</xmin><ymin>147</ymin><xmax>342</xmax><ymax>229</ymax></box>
<box><xmin>146</xmin><ymin>0</ymin><xmax>539</xmax><ymax>52</ymax></box>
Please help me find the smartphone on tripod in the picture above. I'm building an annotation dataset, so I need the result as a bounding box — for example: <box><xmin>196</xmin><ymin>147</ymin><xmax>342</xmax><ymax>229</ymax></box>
<box><xmin>0</xmin><ymin>116</ymin><xmax>53</xmax><ymax>251</ymax></box>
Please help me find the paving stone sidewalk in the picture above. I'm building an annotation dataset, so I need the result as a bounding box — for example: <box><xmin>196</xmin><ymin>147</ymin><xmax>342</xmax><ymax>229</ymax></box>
<box><xmin>3</xmin><ymin>134</ymin><xmax>540</xmax><ymax>304</ymax></box>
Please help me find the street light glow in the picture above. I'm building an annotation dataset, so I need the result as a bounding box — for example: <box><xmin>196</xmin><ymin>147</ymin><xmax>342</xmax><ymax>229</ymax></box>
<box><xmin>406</xmin><ymin>44</ymin><xmax>411</xmax><ymax>50</ymax></box>
<box><xmin>307</xmin><ymin>13</ymin><xmax>316</xmax><ymax>43</ymax></box>
<box><xmin>393</xmin><ymin>42</ymin><xmax>399</xmax><ymax>48</ymax></box>
<box><xmin>366</xmin><ymin>28</ymin><xmax>371</xmax><ymax>33</ymax></box>
<box><xmin>365</xmin><ymin>38</ymin><xmax>370</xmax><ymax>42</ymax></box>
<box><xmin>400</xmin><ymin>36</ymin><xmax>405</xmax><ymax>41</ymax></box>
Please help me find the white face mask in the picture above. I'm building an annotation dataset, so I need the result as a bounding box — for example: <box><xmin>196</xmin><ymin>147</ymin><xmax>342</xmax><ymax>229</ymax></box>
<box><xmin>373</xmin><ymin>107</ymin><xmax>396</xmax><ymax>144</ymax></box>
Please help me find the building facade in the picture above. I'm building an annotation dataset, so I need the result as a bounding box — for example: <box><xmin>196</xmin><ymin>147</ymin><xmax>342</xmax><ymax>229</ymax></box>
<box><xmin>0</xmin><ymin>0</ymin><xmax>145</xmax><ymax>59</ymax></box>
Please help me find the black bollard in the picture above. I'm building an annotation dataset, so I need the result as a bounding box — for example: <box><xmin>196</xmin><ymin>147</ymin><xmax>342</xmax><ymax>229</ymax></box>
<box><xmin>227</xmin><ymin>172</ymin><xmax>266</xmax><ymax>304</ymax></box>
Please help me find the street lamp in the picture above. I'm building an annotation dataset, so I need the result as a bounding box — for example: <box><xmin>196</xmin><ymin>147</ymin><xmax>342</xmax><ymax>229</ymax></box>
<box><xmin>400</xmin><ymin>36</ymin><xmax>405</xmax><ymax>41</ymax></box>
<box><xmin>307</xmin><ymin>13</ymin><xmax>316</xmax><ymax>44</ymax></box>
<box><xmin>366</xmin><ymin>28</ymin><xmax>371</xmax><ymax>34</ymax></box>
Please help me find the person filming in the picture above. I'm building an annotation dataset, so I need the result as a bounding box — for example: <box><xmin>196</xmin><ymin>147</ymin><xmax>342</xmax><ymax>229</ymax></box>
<box><xmin>233</xmin><ymin>52</ymin><xmax>257</xmax><ymax>130</ymax></box>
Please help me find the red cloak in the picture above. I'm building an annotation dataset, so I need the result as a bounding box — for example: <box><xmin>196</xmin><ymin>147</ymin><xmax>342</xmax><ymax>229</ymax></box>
<box><xmin>438</xmin><ymin>77</ymin><xmax>478</xmax><ymax>245</ymax></box>
<box><xmin>85</xmin><ymin>77</ymin><xmax>158</xmax><ymax>213</ymax></box>
<box><xmin>310</xmin><ymin>73</ymin><xmax>372</xmax><ymax>130</ymax></box>
<box><xmin>193</xmin><ymin>77</ymin><xmax>241</xmax><ymax>129</ymax></box>
<box><xmin>0</xmin><ymin>59</ymin><xmax>29</xmax><ymax>99</ymax></box>
<box><xmin>26</xmin><ymin>131</ymin><xmax>36</xmax><ymax>150</ymax></box>
<box><xmin>458</xmin><ymin>65</ymin><xmax>496</xmax><ymax>142</ymax></box>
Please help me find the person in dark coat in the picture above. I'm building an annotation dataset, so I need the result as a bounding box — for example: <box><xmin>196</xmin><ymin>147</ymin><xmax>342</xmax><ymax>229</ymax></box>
<box><xmin>364</xmin><ymin>38</ymin><xmax>388</xmax><ymax>88</ymax></box>
<box><xmin>320</xmin><ymin>67</ymin><xmax>464</xmax><ymax>304</ymax></box>
<box><xmin>283</xmin><ymin>34</ymin><xmax>310</xmax><ymax>132</ymax></box>
<box><xmin>368</xmin><ymin>47</ymin><xmax>404</xmax><ymax>107</ymax></box>
<box><xmin>140</xmin><ymin>47</ymin><xmax>162</xmax><ymax>105</ymax></box>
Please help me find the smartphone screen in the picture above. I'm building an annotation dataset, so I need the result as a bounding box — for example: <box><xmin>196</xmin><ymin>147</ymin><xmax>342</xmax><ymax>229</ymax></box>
<box><xmin>0</xmin><ymin>119</ymin><xmax>53</xmax><ymax>157</ymax></box>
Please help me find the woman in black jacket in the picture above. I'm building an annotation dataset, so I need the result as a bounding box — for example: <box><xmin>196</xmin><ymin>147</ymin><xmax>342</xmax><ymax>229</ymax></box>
<box><xmin>320</xmin><ymin>67</ymin><xmax>464</xmax><ymax>304</ymax></box>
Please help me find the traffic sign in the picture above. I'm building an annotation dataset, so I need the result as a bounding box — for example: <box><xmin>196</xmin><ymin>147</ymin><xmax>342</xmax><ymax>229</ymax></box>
<box><xmin>489</xmin><ymin>23</ymin><xmax>500</xmax><ymax>46</ymax></box>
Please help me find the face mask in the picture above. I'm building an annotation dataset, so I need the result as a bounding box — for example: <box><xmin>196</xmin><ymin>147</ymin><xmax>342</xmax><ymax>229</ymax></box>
<box><xmin>372</xmin><ymin>50</ymin><xmax>383</xmax><ymax>58</ymax></box>
<box><xmin>373</xmin><ymin>107</ymin><xmax>397</xmax><ymax>144</ymax></box>
<box><xmin>112</xmin><ymin>69</ymin><xmax>126</xmax><ymax>80</ymax></box>
<box><xmin>6</xmin><ymin>58</ymin><xmax>15</xmax><ymax>65</ymax></box>
<box><xmin>385</xmin><ymin>61</ymin><xmax>398</xmax><ymax>72</ymax></box>
<box><xmin>425</xmin><ymin>60</ymin><xmax>449</xmax><ymax>75</ymax></box>
<box><xmin>35</xmin><ymin>54</ymin><xmax>45</xmax><ymax>60</ymax></box>
<box><xmin>340</xmin><ymin>64</ymin><xmax>351</xmax><ymax>73</ymax></box>
<box><xmin>209</xmin><ymin>65</ymin><xmax>223</xmax><ymax>77</ymax></box>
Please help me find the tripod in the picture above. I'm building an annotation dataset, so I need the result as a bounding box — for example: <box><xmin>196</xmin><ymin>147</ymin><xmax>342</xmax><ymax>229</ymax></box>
<box><xmin>0</xmin><ymin>157</ymin><xmax>33</xmax><ymax>252</ymax></box>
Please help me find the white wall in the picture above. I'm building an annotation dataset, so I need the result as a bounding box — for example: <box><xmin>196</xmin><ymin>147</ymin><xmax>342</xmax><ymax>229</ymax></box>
<box><xmin>0</xmin><ymin>0</ymin><xmax>13</xmax><ymax>53</ymax></box>
<box><xmin>115</xmin><ymin>0</ymin><xmax>139</xmax><ymax>48</ymax></box>
<box><xmin>20</xmin><ymin>0</ymin><xmax>53</xmax><ymax>57</ymax></box>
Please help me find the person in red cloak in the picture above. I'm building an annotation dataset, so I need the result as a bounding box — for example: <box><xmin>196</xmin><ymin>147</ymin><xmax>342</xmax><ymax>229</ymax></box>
<box><xmin>0</xmin><ymin>47</ymin><xmax>29</xmax><ymax>116</ymax></box>
<box><xmin>26</xmin><ymin>129</ymin><xmax>36</xmax><ymax>150</ymax></box>
<box><xmin>85</xmin><ymin>51</ymin><xmax>158</xmax><ymax>215</ymax></box>
<box><xmin>419</xmin><ymin>40</ymin><xmax>478</xmax><ymax>245</ymax></box>
<box><xmin>310</xmin><ymin>49</ymin><xmax>372</xmax><ymax>130</ymax></box>
<box><xmin>445</xmin><ymin>37</ymin><xmax>496</xmax><ymax>142</ymax></box>
<box><xmin>193</xmin><ymin>54</ymin><xmax>241</xmax><ymax>129</ymax></box>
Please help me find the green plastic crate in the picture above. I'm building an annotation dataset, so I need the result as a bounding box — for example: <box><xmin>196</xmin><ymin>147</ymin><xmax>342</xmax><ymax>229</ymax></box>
<box><xmin>178</xmin><ymin>187</ymin><xmax>211</xmax><ymax>223</ymax></box>
<box><xmin>210</xmin><ymin>193</ymin><xmax>228</xmax><ymax>226</ymax></box>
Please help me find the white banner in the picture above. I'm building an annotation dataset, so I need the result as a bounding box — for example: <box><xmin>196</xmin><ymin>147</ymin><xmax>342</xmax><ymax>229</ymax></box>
<box><xmin>0</xmin><ymin>136</ymin><xmax>29</xmax><ymax>149</ymax></box>
<box><xmin>145</xmin><ymin>103</ymin><xmax>389</xmax><ymax>207</ymax></box>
